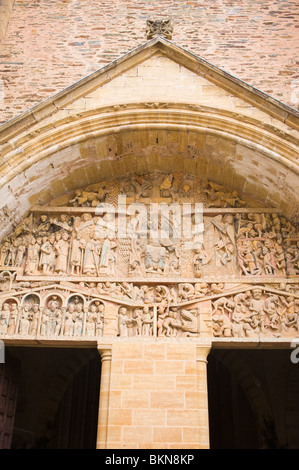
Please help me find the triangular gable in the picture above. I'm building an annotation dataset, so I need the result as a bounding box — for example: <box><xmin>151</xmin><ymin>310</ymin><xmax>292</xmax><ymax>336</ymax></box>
<box><xmin>0</xmin><ymin>37</ymin><xmax>298</xmax><ymax>142</ymax></box>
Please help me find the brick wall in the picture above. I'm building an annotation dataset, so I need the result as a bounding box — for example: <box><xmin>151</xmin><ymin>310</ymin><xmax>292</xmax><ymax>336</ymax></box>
<box><xmin>0</xmin><ymin>0</ymin><xmax>298</xmax><ymax>124</ymax></box>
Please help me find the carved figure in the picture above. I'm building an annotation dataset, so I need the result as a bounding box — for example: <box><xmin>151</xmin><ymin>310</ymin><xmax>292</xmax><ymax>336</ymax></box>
<box><xmin>54</xmin><ymin>231</ymin><xmax>70</xmax><ymax>274</ymax></box>
<box><xmin>160</xmin><ymin>173</ymin><xmax>175</xmax><ymax>198</ymax></box>
<box><xmin>85</xmin><ymin>303</ymin><xmax>98</xmax><ymax>337</ymax></box>
<box><xmin>204</xmin><ymin>181</ymin><xmax>245</xmax><ymax>208</ymax></box>
<box><xmin>64</xmin><ymin>303</ymin><xmax>75</xmax><ymax>336</ymax></box>
<box><xmin>180</xmin><ymin>308</ymin><xmax>199</xmax><ymax>335</ymax></box>
<box><xmin>247</xmin><ymin>288</ymin><xmax>267</xmax><ymax>333</ymax></box>
<box><xmin>0</xmin><ymin>241</ymin><xmax>10</xmax><ymax>266</ymax></box>
<box><xmin>121</xmin><ymin>174</ymin><xmax>152</xmax><ymax>200</ymax></box>
<box><xmin>40</xmin><ymin>235</ymin><xmax>56</xmax><ymax>274</ymax></box>
<box><xmin>30</xmin><ymin>304</ymin><xmax>40</xmax><ymax>335</ymax></box>
<box><xmin>69</xmin><ymin>186</ymin><xmax>109</xmax><ymax>207</ymax></box>
<box><xmin>83</xmin><ymin>234</ymin><xmax>101</xmax><ymax>275</ymax></box>
<box><xmin>193</xmin><ymin>244</ymin><xmax>210</xmax><ymax>278</ymax></box>
<box><xmin>15</xmin><ymin>237</ymin><xmax>27</xmax><ymax>267</ymax></box>
<box><xmin>73</xmin><ymin>300</ymin><xmax>84</xmax><ymax>336</ymax></box>
<box><xmin>25</xmin><ymin>237</ymin><xmax>40</xmax><ymax>275</ymax></box>
<box><xmin>99</xmin><ymin>234</ymin><xmax>117</xmax><ymax>275</ymax></box>
<box><xmin>157</xmin><ymin>305</ymin><xmax>181</xmax><ymax>337</ymax></box>
<box><xmin>7</xmin><ymin>303</ymin><xmax>19</xmax><ymax>334</ymax></box>
<box><xmin>141</xmin><ymin>306</ymin><xmax>154</xmax><ymax>336</ymax></box>
<box><xmin>0</xmin><ymin>303</ymin><xmax>10</xmax><ymax>334</ymax></box>
<box><xmin>118</xmin><ymin>306</ymin><xmax>129</xmax><ymax>337</ymax></box>
<box><xmin>19</xmin><ymin>302</ymin><xmax>32</xmax><ymax>335</ymax></box>
<box><xmin>213</xmin><ymin>312</ymin><xmax>232</xmax><ymax>337</ymax></box>
<box><xmin>94</xmin><ymin>301</ymin><xmax>105</xmax><ymax>337</ymax></box>
<box><xmin>132</xmin><ymin>308</ymin><xmax>143</xmax><ymax>336</ymax></box>
<box><xmin>178</xmin><ymin>283</ymin><xmax>194</xmax><ymax>302</ymax></box>
<box><xmin>41</xmin><ymin>296</ymin><xmax>62</xmax><ymax>336</ymax></box>
<box><xmin>49</xmin><ymin>214</ymin><xmax>72</xmax><ymax>232</ymax></box>
<box><xmin>156</xmin><ymin>285</ymin><xmax>176</xmax><ymax>304</ymax></box>
<box><xmin>145</xmin><ymin>244</ymin><xmax>166</xmax><ymax>273</ymax></box>
<box><xmin>70</xmin><ymin>232</ymin><xmax>84</xmax><ymax>274</ymax></box>
<box><xmin>33</xmin><ymin>214</ymin><xmax>51</xmax><ymax>236</ymax></box>
<box><xmin>212</xmin><ymin>296</ymin><xmax>235</xmax><ymax>316</ymax></box>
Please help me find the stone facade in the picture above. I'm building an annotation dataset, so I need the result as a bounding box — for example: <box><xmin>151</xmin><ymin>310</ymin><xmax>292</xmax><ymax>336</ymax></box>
<box><xmin>0</xmin><ymin>12</ymin><xmax>298</xmax><ymax>449</ymax></box>
<box><xmin>0</xmin><ymin>173</ymin><xmax>298</xmax><ymax>342</ymax></box>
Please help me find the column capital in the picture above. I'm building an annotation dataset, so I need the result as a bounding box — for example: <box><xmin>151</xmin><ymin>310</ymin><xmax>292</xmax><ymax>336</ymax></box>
<box><xmin>97</xmin><ymin>343</ymin><xmax>112</xmax><ymax>362</ymax></box>
<box><xmin>196</xmin><ymin>341</ymin><xmax>212</xmax><ymax>363</ymax></box>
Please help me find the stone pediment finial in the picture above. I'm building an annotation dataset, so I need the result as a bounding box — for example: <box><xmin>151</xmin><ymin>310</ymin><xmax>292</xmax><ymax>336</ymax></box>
<box><xmin>146</xmin><ymin>19</ymin><xmax>173</xmax><ymax>40</ymax></box>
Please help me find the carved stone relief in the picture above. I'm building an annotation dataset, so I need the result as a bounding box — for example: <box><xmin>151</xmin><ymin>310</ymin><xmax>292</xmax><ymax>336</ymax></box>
<box><xmin>0</xmin><ymin>171</ymin><xmax>298</xmax><ymax>342</ymax></box>
<box><xmin>117</xmin><ymin>305</ymin><xmax>154</xmax><ymax>338</ymax></box>
<box><xmin>146</xmin><ymin>19</ymin><xmax>173</xmax><ymax>40</ymax></box>
<box><xmin>0</xmin><ymin>286</ymin><xmax>106</xmax><ymax>339</ymax></box>
<box><xmin>212</xmin><ymin>286</ymin><xmax>299</xmax><ymax>338</ymax></box>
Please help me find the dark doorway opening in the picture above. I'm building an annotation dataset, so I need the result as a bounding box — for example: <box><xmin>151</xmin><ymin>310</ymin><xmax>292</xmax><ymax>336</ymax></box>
<box><xmin>0</xmin><ymin>350</ymin><xmax>20</xmax><ymax>449</ymax></box>
<box><xmin>4</xmin><ymin>346</ymin><xmax>101</xmax><ymax>449</ymax></box>
<box><xmin>207</xmin><ymin>348</ymin><xmax>299</xmax><ymax>449</ymax></box>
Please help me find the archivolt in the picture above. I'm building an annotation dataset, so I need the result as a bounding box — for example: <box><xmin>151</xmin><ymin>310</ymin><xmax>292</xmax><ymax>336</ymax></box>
<box><xmin>1</xmin><ymin>104</ymin><xmax>298</xmax><ymax>182</ymax></box>
<box><xmin>0</xmin><ymin>103</ymin><xmax>298</xmax><ymax>240</ymax></box>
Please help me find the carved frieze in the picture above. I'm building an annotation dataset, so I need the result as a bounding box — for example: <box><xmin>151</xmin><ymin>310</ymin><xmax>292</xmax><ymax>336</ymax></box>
<box><xmin>0</xmin><ymin>280</ymin><xmax>297</xmax><ymax>341</ymax></box>
<box><xmin>0</xmin><ymin>285</ymin><xmax>106</xmax><ymax>339</ymax></box>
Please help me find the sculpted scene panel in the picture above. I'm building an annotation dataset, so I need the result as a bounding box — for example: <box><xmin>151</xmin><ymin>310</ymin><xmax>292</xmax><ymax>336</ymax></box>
<box><xmin>0</xmin><ymin>171</ymin><xmax>298</xmax><ymax>342</ymax></box>
<box><xmin>212</xmin><ymin>285</ymin><xmax>299</xmax><ymax>339</ymax></box>
<box><xmin>0</xmin><ymin>289</ymin><xmax>106</xmax><ymax>339</ymax></box>
<box><xmin>1</xmin><ymin>172</ymin><xmax>297</xmax><ymax>281</ymax></box>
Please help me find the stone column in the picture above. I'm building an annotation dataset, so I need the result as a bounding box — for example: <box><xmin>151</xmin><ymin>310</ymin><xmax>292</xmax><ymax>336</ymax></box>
<box><xmin>196</xmin><ymin>342</ymin><xmax>212</xmax><ymax>448</ymax></box>
<box><xmin>96</xmin><ymin>344</ymin><xmax>112</xmax><ymax>449</ymax></box>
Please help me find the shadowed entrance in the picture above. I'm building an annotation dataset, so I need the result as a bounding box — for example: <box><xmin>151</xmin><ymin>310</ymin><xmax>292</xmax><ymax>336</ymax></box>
<box><xmin>3</xmin><ymin>347</ymin><xmax>101</xmax><ymax>449</ymax></box>
<box><xmin>207</xmin><ymin>348</ymin><xmax>299</xmax><ymax>449</ymax></box>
